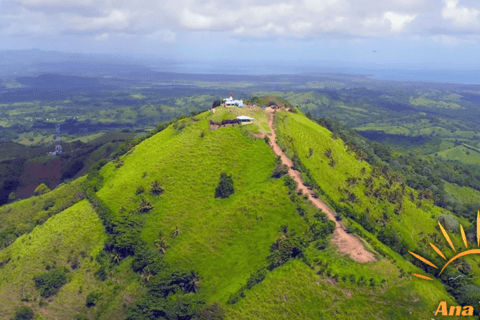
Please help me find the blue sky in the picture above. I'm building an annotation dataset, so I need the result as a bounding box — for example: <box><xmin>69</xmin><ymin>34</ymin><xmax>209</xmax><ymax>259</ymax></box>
<box><xmin>1</xmin><ymin>0</ymin><xmax>480</xmax><ymax>73</ymax></box>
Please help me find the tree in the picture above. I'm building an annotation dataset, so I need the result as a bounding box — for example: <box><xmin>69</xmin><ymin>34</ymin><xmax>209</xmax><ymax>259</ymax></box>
<box><xmin>34</xmin><ymin>183</ymin><xmax>50</xmax><ymax>196</ymax></box>
<box><xmin>215</xmin><ymin>172</ymin><xmax>234</xmax><ymax>199</ymax></box>
<box><xmin>212</xmin><ymin>100</ymin><xmax>221</xmax><ymax>108</ymax></box>
<box><xmin>34</xmin><ymin>267</ymin><xmax>69</xmax><ymax>298</ymax></box>
<box><xmin>185</xmin><ymin>271</ymin><xmax>201</xmax><ymax>293</ymax></box>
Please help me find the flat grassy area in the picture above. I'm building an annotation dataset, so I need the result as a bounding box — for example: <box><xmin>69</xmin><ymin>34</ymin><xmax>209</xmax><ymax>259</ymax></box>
<box><xmin>97</xmin><ymin>114</ymin><xmax>305</xmax><ymax>303</ymax></box>
<box><xmin>434</xmin><ymin>145</ymin><xmax>480</xmax><ymax>165</ymax></box>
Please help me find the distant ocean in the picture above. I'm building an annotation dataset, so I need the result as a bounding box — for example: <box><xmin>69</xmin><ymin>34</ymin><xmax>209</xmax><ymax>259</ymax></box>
<box><xmin>154</xmin><ymin>62</ymin><xmax>480</xmax><ymax>85</ymax></box>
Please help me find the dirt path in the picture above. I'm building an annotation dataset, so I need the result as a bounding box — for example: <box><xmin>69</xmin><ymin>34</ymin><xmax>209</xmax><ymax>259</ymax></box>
<box><xmin>266</xmin><ymin>111</ymin><xmax>376</xmax><ymax>263</ymax></box>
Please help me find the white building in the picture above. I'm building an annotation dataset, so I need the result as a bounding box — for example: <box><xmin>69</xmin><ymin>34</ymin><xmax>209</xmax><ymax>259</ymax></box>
<box><xmin>237</xmin><ymin>116</ymin><xmax>254</xmax><ymax>124</ymax></box>
<box><xmin>223</xmin><ymin>93</ymin><xmax>244</xmax><ymax>107</ymax></box>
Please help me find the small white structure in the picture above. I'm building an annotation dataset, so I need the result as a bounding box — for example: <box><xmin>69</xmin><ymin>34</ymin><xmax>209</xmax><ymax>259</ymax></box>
<box><xmin>223</xmin><ymin>92</ymin><xmax>244</xmax><ymax>107</ymax></box>
<box><xmin>237</xmin><ymin>116</ymin><xmax>254</xmax><ymax>124</ymax></box>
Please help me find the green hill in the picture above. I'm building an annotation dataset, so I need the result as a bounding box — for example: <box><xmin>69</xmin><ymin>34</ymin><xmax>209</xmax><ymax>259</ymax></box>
<box><xmin>0</xmin><ymin>106</ymin><xmax>475</xmax><ymax>319</ymax></box>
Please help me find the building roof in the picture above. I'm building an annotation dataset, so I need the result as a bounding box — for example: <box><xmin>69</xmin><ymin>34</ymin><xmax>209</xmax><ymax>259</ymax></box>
<box><xmin>237</xmin><ymin>116</ymin><xmax>254</xmax><ymax>120</ymax></box>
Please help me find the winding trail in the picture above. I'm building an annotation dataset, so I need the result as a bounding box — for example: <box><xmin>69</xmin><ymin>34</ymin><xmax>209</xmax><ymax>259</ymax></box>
<box><xmin>266</xmin><ymin>110</ymin><xmax>376</xmax><ymax>263</ymax></box>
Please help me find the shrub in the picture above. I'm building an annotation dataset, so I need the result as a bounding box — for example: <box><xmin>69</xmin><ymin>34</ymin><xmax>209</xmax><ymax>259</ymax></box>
<box><xmin>324</xmin><ymin>148</ymin><xmax>333</xmax><ymax>159</ymax></box>
<box><xmin>192</xmin><ymin>302</ymin><xmax>225</xmax><ymax>320</ymax></box>
<box><xmin>437</xmin><ymin>214</ymin><xmax>459</xmax><ymax>233</ymax></box>
<box><xmin>135</xmin><ymin>186</ymin><xmax>145</xmax><ymax>195</ymax></box>
<box><xmin>215</xmin><ymin>172</ymin><xmax>235</xmax><ymax>199</ymax></box>
<box><xmin>86</xmin><ymin>292</ymin><xmax>103</xmax><ymax>307</ymax></box>
<box><xmin>138</xmin><ymin>198</ymin><xmax>154</xmax><ymax>213</ymax></box>
<box><xmin>272</xmin><ymin>163</ymin><xmax>288</xmax><ymax>178</ymax></box>
<box><xmin>34</xmin><ymin>267</ymin><xmax>68</xmax><ymax>298</ymax></box>
<box><xmin>245</xmin><ymin>267</ymin><xmax>268</xmax><ymax>290</ymax></box>
<box><xmin>14</xmin><ymin>306</ymin><xmax>34</xmax><ymax>320</ymax></box>
<box><xmin>42</xmin><ymin>198</ymin><xmax>55</xmax><ymax>211</ymax></box>
<box><xmin>70</xmin><ymin>256</ymin><xmax>80</xmax><ymax>270</ymax></box>
<box><xmin>454</xmin><ymin>284</ymin><xmax>480</xmax><ymax>313</ymax></box>
<box><xmin>283</xmin><ymin>175</ymin><xmax>297</xmax><ymax>193</ymax></box>
<box><xmin>151</xmin><ymin>181</ymin><xmax>164</xmax><ymax>195</ymax></box>
<box><xmin>34</xmin><ymin>183</ymin><xmax>50</xmax><ymax>196</ymax></box>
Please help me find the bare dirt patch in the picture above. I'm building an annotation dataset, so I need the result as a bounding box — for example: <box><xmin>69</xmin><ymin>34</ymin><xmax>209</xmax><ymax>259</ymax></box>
<box><xmin>265</xmin><ymin>110</ymin><xmax>376</xmax><ymax>263</ymax></box>
<box><xmin>250</xmin><ymin>132</ymin><xmax>266</xmax><ymax>138</ymax></box>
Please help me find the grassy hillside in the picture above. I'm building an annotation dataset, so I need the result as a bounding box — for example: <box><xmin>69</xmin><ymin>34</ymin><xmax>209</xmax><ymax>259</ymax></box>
<box><xmin>96</xmin><ymin>114</ymin><xmax>307</xmax><ymax>303</ymax></box>
<box><xmin>0</xmin><ymin>105</ymin><xmax>476</xmax><ymax>319</ymax></box>
<box><xmin>0</xmin><ymin>177</ymin><xmax>86</xmax><ymax>249</ymax></box>
<box><xmin>273</xmin><ymin>109</ymin><xmax>480</xmax><ymax>315</ymax></box>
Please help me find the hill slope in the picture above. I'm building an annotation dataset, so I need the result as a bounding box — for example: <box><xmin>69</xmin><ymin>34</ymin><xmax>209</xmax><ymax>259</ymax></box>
<box><xmin>0</xmin><ymin>106</ymin><xmax>471</xmax><ymax>319</ymax></box>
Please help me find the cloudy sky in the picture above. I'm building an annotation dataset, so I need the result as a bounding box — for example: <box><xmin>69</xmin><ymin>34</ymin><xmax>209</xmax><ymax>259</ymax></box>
<box><xmin>1</xmin><ymin>0</ymin><xmax>480</xmax><ymax>71</ymax></box>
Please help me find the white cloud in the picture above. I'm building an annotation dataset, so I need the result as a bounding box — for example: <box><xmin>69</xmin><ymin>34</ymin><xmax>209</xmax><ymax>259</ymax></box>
<box><xmin>442</xmin><ymin>0</ymin><xmax>480</xmax><ymax>27</ymax></box>
<box><xmin>180</xmin><ymin>8</ymin><xmax>214</xmax><ymax>29</ymax></box>
<box><xmin>0</xmin><ymin>0</ymin><xmax>478</xmax><ymax>43</ymax></box>
<box><xmin>383</xmin><ymin>11</ymin><xmax>416</xmax><ymax>32</ymax></box>
<box><xmin>65</xmin><ymin>10</ymin><xmax>130</xmax><ymax>31</ymax></box>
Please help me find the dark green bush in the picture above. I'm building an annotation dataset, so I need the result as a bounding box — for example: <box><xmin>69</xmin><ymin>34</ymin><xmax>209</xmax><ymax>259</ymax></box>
<box><xmin>86</xmin><ymin>292</ymin><xmax>102</xmax><ymax>307</ymax></box>
<box><xmin>272</xmin><ymin>163</ymin><xmax>288</xmax><ymax>178</ymax></box>
<box><xmin>151</xmin><ymin>180</ymin><xmax>164</xmax><ymax>195</ymax></box>
<box><xmin>135</xmin><ymin>186</ymin><xmax>145</xmax><ymax>195</ymax></box>
<box><xmin>215</xmin><ymin>172</ymin><xmax>235</xmax><ymax>199</ymax></box>
<box><xmin>34</xmin><ymin>267</ymin><xmax>68</xmax><ymax>298</ymax></box>
<box><xmin>14</xmin><ymin>306</ymin><xmax>34</xmax><ymax>320</ymax></box>
<box><xmin>192</xmin><ymin>302</ymin><xmax>225</xmax><ymax>320</ymax></box>
<box><xmin>283</xmin><ymin>175</ymin><xmax>297</xmax><ymax>193</ymax></box>
<box><xmin>42</xmin><ymin>198</ymin><xmax>55</xmax><ymax>211</ymax></box>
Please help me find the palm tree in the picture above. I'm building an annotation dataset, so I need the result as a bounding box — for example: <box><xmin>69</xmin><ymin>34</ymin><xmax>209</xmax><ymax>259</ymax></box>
<box><xmin>142</xmin><ymin>271</ymin><xmax>153</xmax><ymax>283</ymax></box>
<box><xmin>155</xmin><ymin>233</ymin><xmax>169</xmax><ymax>254</ymax></box>
<box><xmin>185</xmin><ymin>271</ymin><xmax>201</xmax><ymax>293</ymax></box>
<box><xmin>112</xmin><ymin>252</ymin><xmax>121</xmax><ymax>264</ymax></box>
<box><xmin>171</xmin><ymin>226</ymin><xmax>179</xmax><ymax>238</ymax></box>
<box><xmin>151</xmin><ymin>181</ymin><xmax>164</xmax><ymax>195</ymax></box>
<box><xmin>280</xmin><ymin>225</ymin><xmax>289</xmax><ymax>238</ymax></box>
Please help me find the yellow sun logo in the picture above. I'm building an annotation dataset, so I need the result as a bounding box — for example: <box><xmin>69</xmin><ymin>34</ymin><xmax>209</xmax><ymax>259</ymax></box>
<box><xmin>410</xmin><ymin>211</ymin><xmax>480</xmax><ymax>281</ymax></box>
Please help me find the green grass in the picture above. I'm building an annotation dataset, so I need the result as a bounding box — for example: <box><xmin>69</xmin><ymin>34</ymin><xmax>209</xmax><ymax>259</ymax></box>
<box><xmin>0</xmin><ymin>200</ymin><xmax>104</xmax><ymax>318</ymax></box>
<box><xmin>410</xmin><ymin>96</ymin><xmax>462</xmax><ymax>109</ymax></box>
<box><xmin>1</xmin><ymin>106</ymin><xmax>475</xmax><ymax>319</ymax></box>
<box><xmin>0</xmin><ymin>177</ymin><xmax>87</xmax><ymax>248</ymax></box>
<box><xmin>97</xmin><ymin>114</ymin><xmax>306</xmax><ymax>303</ymax></box>
<box><xmin>445</xmin><ymin>181</ymin><xmax>480</xmax><ymax>205</ymax></box>
<box><xmin>226</xmin><ymin>257</ymin><xmax>458</xmax><ymax>320</ymax></box>
<box><xmin>434</xmin><ymin>145</ymin><xmax>480</xmax><ymax>165</ymax></box>
<box><xmin>0</xmin><ymin>199</ymin><xmax>144</xmax><ymax>320</ymax></box>
<box><xmin>272</xmin><ymin>110</ymin><xmax>480</xmax><ymax>305</ymax></box>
